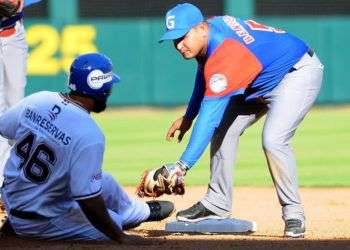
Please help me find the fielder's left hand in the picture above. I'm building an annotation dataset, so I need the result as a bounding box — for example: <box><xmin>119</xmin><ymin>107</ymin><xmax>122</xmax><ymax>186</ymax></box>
<box><xmin>136</xmin><ymin>162</ymin><xmax>187</xmax><ymax>198</ymax></box>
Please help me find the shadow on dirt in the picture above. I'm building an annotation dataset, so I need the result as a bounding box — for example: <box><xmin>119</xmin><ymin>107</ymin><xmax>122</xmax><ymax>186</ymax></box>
<box><xmin>1</xmin><ymin>231</ymin><xmax>349</xmax><ymax>250</ymax></box>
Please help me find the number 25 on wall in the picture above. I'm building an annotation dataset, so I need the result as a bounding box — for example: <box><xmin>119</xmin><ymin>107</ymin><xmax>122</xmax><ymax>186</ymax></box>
<box><xmin>26</xmin><ymin>24</ymin><xmax>98</xmax><ymax>75</ymax></box>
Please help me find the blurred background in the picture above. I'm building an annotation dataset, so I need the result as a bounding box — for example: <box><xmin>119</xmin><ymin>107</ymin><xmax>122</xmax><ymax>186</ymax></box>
<box><xmin>24</xmin><ymin>0</ymin><xmax>350</xmax><ymax>106</ymax></box>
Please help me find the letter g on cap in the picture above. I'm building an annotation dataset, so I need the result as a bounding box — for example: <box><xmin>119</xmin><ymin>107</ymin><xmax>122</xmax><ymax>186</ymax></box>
<box><xmin>166</xmin><ymin>15</ymin><xmax>175</xmax><ymax>30</ymax></box>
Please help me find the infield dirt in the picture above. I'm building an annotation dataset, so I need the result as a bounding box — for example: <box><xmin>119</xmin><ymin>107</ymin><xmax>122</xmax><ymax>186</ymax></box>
<box><xmin>1</xmin><ymin>187</ymin><xmax>349</xmax><ymax>249</ymax></box>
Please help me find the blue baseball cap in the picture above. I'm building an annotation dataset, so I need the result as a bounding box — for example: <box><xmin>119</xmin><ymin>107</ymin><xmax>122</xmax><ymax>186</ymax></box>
<box><xmin>159</xmin><ymin>3</ymin><xmax>204</xmax><ymax>43</ymax></box>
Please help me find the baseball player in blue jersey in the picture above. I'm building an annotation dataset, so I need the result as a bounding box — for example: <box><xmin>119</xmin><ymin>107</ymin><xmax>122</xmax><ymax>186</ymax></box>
<box><xmin>0</xmin><ymin>53</ymin><xmax>174</xmax><ymax>242</ymax></box>
<box><xmin>0</xmin><ymin>0</ymin><xmax>42</xmax><ymax>221</ymax></box>
<box><xmin>156</xmin><ymin>3</ymin><xmax>324</xmax><ymax>238</ymax></box>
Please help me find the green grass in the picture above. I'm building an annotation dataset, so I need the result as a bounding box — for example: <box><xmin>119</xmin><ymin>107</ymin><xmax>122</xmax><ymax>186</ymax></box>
<box><xmin>94</xmin><ymin>106</ymin><xmax>350</xmax><ymax>187</ymax></box>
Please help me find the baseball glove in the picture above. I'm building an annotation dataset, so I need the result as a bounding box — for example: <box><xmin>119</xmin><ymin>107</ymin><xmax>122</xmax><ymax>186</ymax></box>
<box><xmin>0</xmin><ymin>0</ymin><xmax>20</xmax><ymax>18</ymax></box>
<box><xmin>136</xmin><ymin>162</ymin><xmax>186</xmax><ymax>198</ymax></box>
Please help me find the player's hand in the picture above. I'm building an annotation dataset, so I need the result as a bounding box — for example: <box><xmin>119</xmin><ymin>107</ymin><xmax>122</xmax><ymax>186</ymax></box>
<box><xmin>136</xmin><ymin>161</ymin><xmax>186</xmax><ymax>198</ymax></box>
<box><xmin>118</xmin><ymin>234</ymin><xmax>149</xmax><ymax>245</ymax></box>
<box><xmin>166</xmin><ymin>116</ymin><xmax>193</xmax><ymax>142</ymax></box>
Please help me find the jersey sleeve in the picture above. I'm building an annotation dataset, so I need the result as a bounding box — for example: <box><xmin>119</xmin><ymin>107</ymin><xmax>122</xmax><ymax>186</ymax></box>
<box><xmin>184</xmin><ymin>67</ymin><xmax>205</xmax><ymax>121</ymax></box>
<box><xmin>69</xmin><ymin>142</ymin><xmax>104</xmax><ymax>200</ymax></box>
<box><xmin>204</xmin><ymin>39</ymin><xmax>263</xmax><ymax>98</ymax></box>
<box><xmin>180</xmin><ymin>95</ymin><xmax>231</xmax><ymax>168</ymax></box>
<box><xmin>0</xmin><ymin>100</ymin><xmax>25</xmax><ymax>140</ymax></box>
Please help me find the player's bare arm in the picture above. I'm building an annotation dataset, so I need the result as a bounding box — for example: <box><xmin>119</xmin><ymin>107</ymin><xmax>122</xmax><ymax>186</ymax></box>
<box><xmin>78</xmin><ymin>195</ymin><xmax>146</xmax><ymax>244</ymax></box>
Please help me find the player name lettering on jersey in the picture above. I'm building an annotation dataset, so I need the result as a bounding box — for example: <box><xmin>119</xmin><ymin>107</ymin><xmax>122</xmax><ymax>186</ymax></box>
<box><xmin>24</xmin><ymin>108</ymin><xmax>72</xmax><ymax>145</ymax></box>
<box><xmin>223</xmin><ymin>16</ymin><xmax>255</xmax><ymax>45</ymax></box>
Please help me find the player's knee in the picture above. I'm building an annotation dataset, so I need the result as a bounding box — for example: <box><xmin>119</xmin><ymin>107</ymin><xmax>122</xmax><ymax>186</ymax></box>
<box><xmin>262</xmin><ymin>134</ymin><xmax>284</xmax><ymax>152</ymax></box>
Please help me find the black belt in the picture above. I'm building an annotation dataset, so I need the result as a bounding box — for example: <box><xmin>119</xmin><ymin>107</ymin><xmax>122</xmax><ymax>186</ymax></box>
<box><xmin>288</xmin><ymin>48</ymin><xmax>314</xmax><ymax>73</ymax></box>
<box><xmin>10</xmin><ymin>209</ymin><xmax>48</xmax><ymax>220</ymax></box>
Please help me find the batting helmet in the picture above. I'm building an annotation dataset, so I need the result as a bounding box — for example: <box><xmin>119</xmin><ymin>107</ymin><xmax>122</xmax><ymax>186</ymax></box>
<box><xmin>68</xmin><ymin>53</ymin><xmax>120</xmax><ymax>98</ymax></box>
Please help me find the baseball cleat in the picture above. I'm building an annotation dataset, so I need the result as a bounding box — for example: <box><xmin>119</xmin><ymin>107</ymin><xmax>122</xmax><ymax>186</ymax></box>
<box><xmin>146</xmin><ymin>200</ymin><xmax>174</xmax><ymax>222</ymax></box>
<box><xmin>176</xmin><ymin>201</ymin><xmax>226</xmax><ymax>222</ymax></box>
<box><xmin>284</xmin><ymin>219</ymin><xmax>305</xmax><ymax>238</ymax></box>
<box><xmin>123</xmin><ymin>200</ymin><xmax>174</xmax><ymax>230</ymax></box>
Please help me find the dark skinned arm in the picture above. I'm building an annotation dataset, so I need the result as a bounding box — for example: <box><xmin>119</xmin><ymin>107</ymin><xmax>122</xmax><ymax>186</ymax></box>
<box><xmin>77</xmin><ymin>194</ymin><xmax>145</xmax><ymax>244</ymax></box>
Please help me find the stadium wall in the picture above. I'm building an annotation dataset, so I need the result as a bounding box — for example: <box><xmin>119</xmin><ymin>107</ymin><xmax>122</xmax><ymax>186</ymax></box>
<box><xmin>24</xmin><ymin>0</ymin><xmax>350</xmax><ymax>105</ymax></box>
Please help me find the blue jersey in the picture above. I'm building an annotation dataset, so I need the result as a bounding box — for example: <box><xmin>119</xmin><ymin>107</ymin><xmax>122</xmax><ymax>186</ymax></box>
<box><xmin>0</xmin><ymin>91</ymin><xmax>104</xmax><ymax>218</ymax></box>
<box><xmin>180</xmin><ymin>16</ymin><xmax>309</xmax><ymax>167</ymax></box>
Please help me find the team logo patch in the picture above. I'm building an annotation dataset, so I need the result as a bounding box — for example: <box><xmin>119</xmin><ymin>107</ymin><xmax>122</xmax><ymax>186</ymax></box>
<box><xmin>87</xmin><ymin>70</ymin><xmax>113</xmax><ymax>89</ymax></box>
<box><xmin>166</xmin><ymin>15</ymin><xmax>175</xmax><ymax>30</ymax></box>
<box><xmin>48</xmin><ymin>105</ymin><xmax>61</xmax><ymax>121</ymax></box>
<box><xmin>209</xmin><ymin>73</ymin><xmax>228</xmax><ymax>93</ymax></box>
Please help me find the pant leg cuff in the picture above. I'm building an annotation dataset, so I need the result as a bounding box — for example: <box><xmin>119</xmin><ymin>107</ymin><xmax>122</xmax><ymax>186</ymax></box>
<box><xmin>200</xmin><ymin>199</ymin><xmax>231</xmax><ymax>218</ymax></box>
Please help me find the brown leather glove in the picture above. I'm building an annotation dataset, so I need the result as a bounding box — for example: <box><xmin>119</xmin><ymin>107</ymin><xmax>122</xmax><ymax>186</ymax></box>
<box><xmin>136</xmin><ymin>162</ymin><xmax>186</xmax><ymax>198</ymax></box>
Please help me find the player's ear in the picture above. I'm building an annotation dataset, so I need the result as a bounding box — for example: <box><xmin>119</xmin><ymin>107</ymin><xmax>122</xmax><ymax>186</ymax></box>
<box><xmin>197</xmin><ymin>22</ymin><xmax>208</xmax><ymax>38</ymax></box>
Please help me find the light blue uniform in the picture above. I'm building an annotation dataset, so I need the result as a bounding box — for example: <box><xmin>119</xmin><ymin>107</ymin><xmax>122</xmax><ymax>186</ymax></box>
<box><xmin>0</xmin><ymin>91</ymin><xmax>149</xmax><ymax>240</ymax></box>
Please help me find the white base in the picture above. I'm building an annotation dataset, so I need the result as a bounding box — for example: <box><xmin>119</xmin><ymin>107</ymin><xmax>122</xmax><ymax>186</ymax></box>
<box><xmin>165</xmin><ymin>218</ymin><xmax>257</xmax><ymax>233</ymax></box>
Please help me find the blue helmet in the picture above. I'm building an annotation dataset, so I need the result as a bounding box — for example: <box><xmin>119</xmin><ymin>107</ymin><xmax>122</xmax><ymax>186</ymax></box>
<box><xmin>68</xmin><ymin>53</ymin><xmax>120</xmax><ymax>98</ymax></box>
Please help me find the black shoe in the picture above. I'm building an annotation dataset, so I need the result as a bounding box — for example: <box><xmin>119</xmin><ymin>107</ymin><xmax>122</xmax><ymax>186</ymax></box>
<box><xmin>146</xmin><ymin>200</ymin><xmax>174</xmax><ymax>222</ymax></box>
<box><xmin>122</xmin><ymin>221</ymin><xmax>142</xmax><ymax>230</ymax></box>
<box><xmin>176</xmin><ymin>202</ymin><xmax>225</xmax><ymax>222</ymax></box>
<box><xmin>284</xmin><ymin>219</ymin><xmax>306</xmax><ymax>238</ymax></box>
<box><xmin>123</xmin><ymin>201</ymin><xmax>174</xmax><ymax>230</ymax></box>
